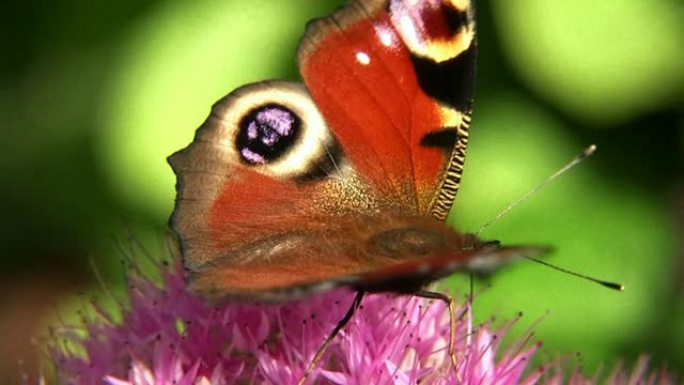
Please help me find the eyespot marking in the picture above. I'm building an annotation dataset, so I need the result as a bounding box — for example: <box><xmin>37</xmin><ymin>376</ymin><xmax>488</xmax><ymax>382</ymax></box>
<box><xmin>442</xmin><ymin>5</ymin><xmax>469</xmax><ymax>37</ymax></box>
<box><xmin>389</xmin><ymin>0</ymin><xmax>475</xmax><ymax>63</ymax></box>
<box><xmin>237</xmin><ymin>104</ymin><xmax>301</xmax><ymax>165</ymax></box>
<box><xmin>422</xmin><ymin>3</ymin><xmax>469</xmax><ymax>42</ymax></box>
<box><xmin>199</xmin><ymin>81</ymin><xmax>339</xmax><ymax>180</ymax></box>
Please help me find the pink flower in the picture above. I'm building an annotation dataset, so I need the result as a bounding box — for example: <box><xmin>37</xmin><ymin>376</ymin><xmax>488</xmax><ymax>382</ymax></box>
<box><xmin>50</xmin><ymin>260</ymin><xmax>675</xmax><ymax>385</ymax></box>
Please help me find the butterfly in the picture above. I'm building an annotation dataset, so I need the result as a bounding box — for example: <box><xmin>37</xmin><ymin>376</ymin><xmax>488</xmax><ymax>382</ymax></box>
<box><xmin>169</xmin><ymin>0</ymin><xmax>545</xmax><ymax>380</ymax></box>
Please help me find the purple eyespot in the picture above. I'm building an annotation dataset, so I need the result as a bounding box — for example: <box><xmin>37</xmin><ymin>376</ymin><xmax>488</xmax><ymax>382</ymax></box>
<box><xmin>237</xmin><ymin>104</ymin><xmax>301</xmax><ymax>165</ymax></box>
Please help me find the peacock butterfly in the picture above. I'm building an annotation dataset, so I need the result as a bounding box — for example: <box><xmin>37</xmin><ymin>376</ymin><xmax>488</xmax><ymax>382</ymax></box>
<box><xmin>168</xmin><ymin>0</ymin><xmax>546</xmax><ymax>379</ymax></box>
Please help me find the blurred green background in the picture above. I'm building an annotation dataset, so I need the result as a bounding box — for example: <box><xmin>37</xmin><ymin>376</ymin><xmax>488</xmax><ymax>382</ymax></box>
<box><xmin>2</xmin><ymin>0</ymin><xmax>682</xmax><ymax>382</ymax></box>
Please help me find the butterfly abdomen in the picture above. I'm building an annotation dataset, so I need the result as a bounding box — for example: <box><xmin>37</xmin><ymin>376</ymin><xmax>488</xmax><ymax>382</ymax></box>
<box><xmin>362</xmin><ymin>219</ymin><xmax>476</xmax><ymax>258</ymax></box>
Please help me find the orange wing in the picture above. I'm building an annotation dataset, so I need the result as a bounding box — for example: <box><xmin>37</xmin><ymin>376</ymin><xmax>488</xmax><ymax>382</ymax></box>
<box><xmin>299</xmin><ymin>0</ymin><xmax>476</xmax><ymax>220</ymax></box>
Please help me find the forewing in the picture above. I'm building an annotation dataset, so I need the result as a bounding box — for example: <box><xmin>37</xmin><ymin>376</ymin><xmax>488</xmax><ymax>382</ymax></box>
<box><xmin>298</xmin><ymin>0</ymin><xmax>477</xmax><ymax>219</ymax></box>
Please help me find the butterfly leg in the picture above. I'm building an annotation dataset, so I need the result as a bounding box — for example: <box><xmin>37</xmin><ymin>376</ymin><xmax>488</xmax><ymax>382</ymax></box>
<box><xmin>413</xmin><ymin>290</ymin><xmax>460</xmax><ymax>374</ymax></box>
<box><xmin>297</xmin><ymin>290</ymin><xmax>365</xmax><ymax>385</ymax></box>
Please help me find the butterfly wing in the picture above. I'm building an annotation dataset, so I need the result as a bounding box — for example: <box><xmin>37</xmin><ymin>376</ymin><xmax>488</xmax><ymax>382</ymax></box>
<box><xmin>299</xmin><ymin>0</ymin><xmax>476</xmax><ymax>220</ymax></box>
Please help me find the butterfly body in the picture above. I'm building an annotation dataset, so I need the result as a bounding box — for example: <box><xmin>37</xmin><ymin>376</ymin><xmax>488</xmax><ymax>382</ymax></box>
<box><xmin>169</xmin><ymin>0</ymin><xmax>543</xmax><ymax>303</ymax></box>
<box><xmin>182</xmin><ymin>211</ymin><xmax>492</xmax><ymax>301</ymax></box>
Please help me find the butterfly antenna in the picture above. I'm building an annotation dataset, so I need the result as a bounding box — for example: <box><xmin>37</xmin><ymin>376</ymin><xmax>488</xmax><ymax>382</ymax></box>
<box><xmin>475</xmin><ymin>144</ymin><xmax>597</xmax><ymax>235</ymax></box>
<box><xmin>523</xmin><ymin>256</ymin><xmax>625</xmax><ymax>291</ymax></box>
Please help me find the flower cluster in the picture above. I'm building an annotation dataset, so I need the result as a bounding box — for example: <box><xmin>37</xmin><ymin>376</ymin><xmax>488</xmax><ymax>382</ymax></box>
<box><xmin>50</xmin><ymin>260</ymin><xmax>674</xmax><ymax>385</ymax></box>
